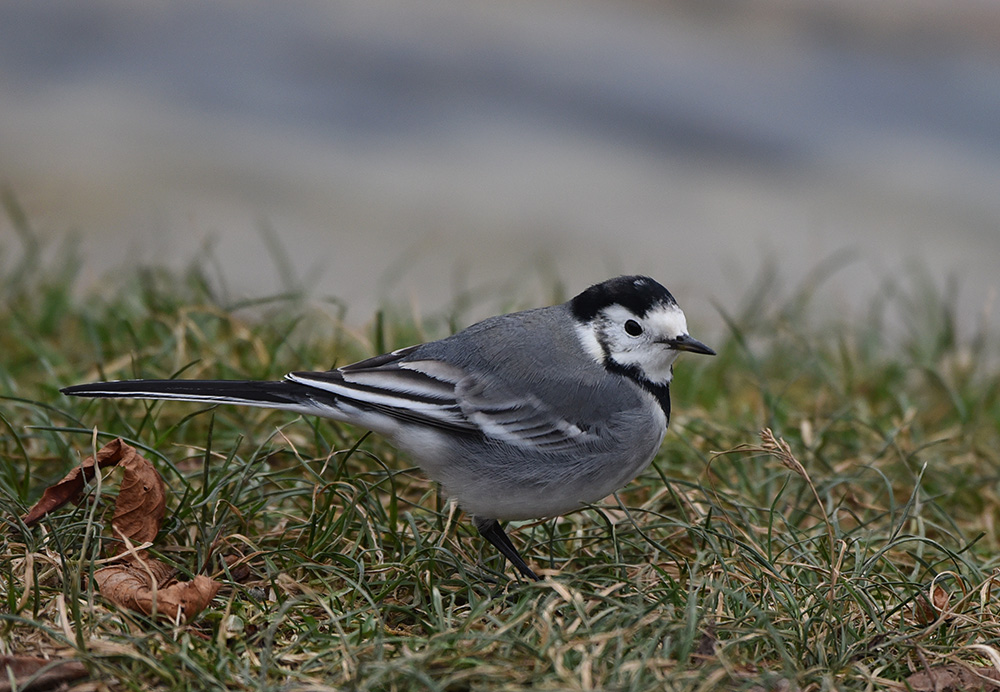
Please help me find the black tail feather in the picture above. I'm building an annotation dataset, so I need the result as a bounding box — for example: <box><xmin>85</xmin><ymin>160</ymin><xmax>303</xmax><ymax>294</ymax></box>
<box><xmin>60</xmin><ymin>378</ymin><xmax>326</xmax><ymax>411</ymax></box>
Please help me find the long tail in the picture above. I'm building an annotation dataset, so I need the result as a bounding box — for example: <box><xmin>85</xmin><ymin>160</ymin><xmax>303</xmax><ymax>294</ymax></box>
<box><xmin>61</xmin><ymin>379</ymin><xmax>334</xmax><ymax>417</ymax></box>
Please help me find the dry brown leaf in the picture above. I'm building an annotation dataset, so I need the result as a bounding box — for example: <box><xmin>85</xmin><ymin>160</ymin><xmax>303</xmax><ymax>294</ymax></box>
<box><xmin>221</xmin><ymin>553</ymin><xmax>254</xmax><ymax>583</ymax></box>
<box><xmin>0</xmin><ymin>655</ymin><xmax>88</xmax><ymax>692</ymax></box>
<box><xmin>94</xmin><ymin>561</ymin><xmax>221</xmax><ymax>622</ymax></box>
<box><xmin>106</xmin><ymin>447</ymin><xmax>166</xmax><ymax>548</ymax></box>
<box><xmin>907</xmin><ymin>664</ymin><xmax>1000</xmax><ymax>692</ymax></box>
<box><xmin>915</xmin><ymin>584</ymin><xmax>954</xmax><ymax>625</ymax></box>
<box><xmin>914</xmin><ymin>595</ymin><xmax>936</xmax><ymax>625</ymax></box>
<box><xmin>23</xmin><ymin>439</ymin><xmax>219</xmax><ymax>622</ymax></box>
<box><xmin>932</xmin><ymin>584</ymin><xmax>952</xmax><ymax>612</ymax></box>
<box><xmin>95</xmin><ymin>557</ymin><xmax>177</xmax><ymax>592</ymax></box>
<box><xmin>22</xmin><ymin>438</ymin><xmax>166</xmax><ymax>549</ymax></box>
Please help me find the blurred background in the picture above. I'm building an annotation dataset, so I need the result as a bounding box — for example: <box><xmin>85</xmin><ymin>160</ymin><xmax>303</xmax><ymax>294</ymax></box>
<box><xmin>1</xmin><ymin>0</ymin><xmax>998</xmax><ymax>334</ymax></box>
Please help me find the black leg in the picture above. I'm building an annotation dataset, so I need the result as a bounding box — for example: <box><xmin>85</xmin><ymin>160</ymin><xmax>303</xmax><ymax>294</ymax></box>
<box><xmin>475</xmin><ymin>517</ymin><xmax>540</xmax><ymax>581</ymax></box>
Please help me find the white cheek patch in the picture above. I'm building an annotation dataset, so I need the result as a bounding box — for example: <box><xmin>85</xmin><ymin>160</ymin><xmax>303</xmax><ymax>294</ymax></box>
<box><xmin>600</xmin><ymin>304</ymin><xmax>689</xmax><ymax>344</ymax></box>
<box><xmin>599</xmin><ymin>303</ymin><xmax>690</xmax><ymax>384</ymax></box>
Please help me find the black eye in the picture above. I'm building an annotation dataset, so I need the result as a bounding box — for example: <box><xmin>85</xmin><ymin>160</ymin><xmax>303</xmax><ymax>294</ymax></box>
<box><xmin>624</xmin><ymin>319</ymin><xmax>643</xmax><ymax>336</ymax></box>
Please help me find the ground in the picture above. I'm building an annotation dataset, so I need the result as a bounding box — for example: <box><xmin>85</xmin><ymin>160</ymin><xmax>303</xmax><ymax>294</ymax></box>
<box><xmin>1</xmin><ymin>224</ymin><xmax>999</xmax><ymax>691</ymax></box>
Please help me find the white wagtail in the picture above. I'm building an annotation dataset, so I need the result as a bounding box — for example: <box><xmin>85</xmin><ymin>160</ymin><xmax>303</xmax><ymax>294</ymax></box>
<box><xmin>62</xmin><ymin>276</ymin><xmax>714</xmax><ymax>580</ymax></box>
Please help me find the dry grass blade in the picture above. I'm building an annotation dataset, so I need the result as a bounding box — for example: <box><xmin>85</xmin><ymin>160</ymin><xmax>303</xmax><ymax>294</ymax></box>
<box><xmin>757</xmin><ymin>428</ymin><xmax>835</xmax><ymax>562</ymax></box>
<box><xmin>713</xmin><ymin>428</ymin><xmax>838</xmax><ymax>594</ymax></box>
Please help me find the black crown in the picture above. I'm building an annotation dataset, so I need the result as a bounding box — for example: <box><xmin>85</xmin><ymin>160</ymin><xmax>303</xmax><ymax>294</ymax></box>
<box><xmin>569</xmin><ymin>275</ymin><xmax>678</xmax><ymax>321</ymax></box>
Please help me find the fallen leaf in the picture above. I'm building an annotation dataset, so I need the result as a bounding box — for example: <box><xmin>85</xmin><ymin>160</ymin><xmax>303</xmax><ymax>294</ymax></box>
<box><xmin>907</xmin><ymin>664</ymin><xmax>1000</xmax><ymax>692</ymax></box>
<box><xmin>0</xmin><ymin>655</ymin><xmax>88</xmax><ymax>692</ymax></box>
<box><xmin>915</xmin><ymin>584</ymin><xmax>954</xmax><ymax>625</ymax></box>
<box><xmin>221</xmin><ymin>553</ymin><xmax>254</xmax><ymax>583</ymax></box>
<box><xmin>932</xmin><ymin>584</ymin><xmax>952</xmax><ymax>612</ymax></box>
<box><xmin>95</xmin><ymin>557</ymin><xmax>177</xmax><ymax>593</ymax></box>
<box><xmin>22</xmin><ymin>438</ymin><xmax>166</xmax><ymax>549</ymax></box>
<box><xmin>915</xmin><ymin>595</ymin><xmax>935</xmax><ymax>625</ymax></box>
<box><xmin>94</xmin><ymin>561</ymin><xmax>221</xmax><ymax>622</ymax></box>
<box><xmin>23</xmin><ymin>439</ymin><xmax>219</xmax><ymax>622</ymax></box>
<box><xmin>106</xmin><ymin>447</ymin><xmax>167</xmax><ymax>548</ymax></box>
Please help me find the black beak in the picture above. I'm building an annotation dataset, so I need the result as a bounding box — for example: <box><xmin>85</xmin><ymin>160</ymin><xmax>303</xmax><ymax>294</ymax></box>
<box><xmin>667</xmin><ymin>334</ymin><xmax>716</xmax><ymax>356</ymax></box>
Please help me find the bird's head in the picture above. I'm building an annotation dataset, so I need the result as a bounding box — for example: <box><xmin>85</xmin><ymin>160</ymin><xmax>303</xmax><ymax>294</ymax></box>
<box><xmin>570</xmin><ymin>275</ymin><xmax>715</xmax><ymax>385</ymax></box>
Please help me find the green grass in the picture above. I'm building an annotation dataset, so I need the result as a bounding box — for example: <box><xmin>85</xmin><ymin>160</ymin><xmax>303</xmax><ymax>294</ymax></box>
<box><xmin>2</xmin><ymin>212</ymin><xmax>999</xmax><ymax>690</ymax></box>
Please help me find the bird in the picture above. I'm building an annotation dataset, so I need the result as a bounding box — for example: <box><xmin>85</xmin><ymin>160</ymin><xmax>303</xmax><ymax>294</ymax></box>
<box><xmin>62</xmin><ymin>275</ymin><xmax>715</xmax><ymax>580</ymax></box>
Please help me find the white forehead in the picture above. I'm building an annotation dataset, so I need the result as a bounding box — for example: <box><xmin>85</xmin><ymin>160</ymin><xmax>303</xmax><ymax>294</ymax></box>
<box><xmin>601</xmin><ymin>303</ymin><xmax>689</xmax><ymax>337</ymax></box>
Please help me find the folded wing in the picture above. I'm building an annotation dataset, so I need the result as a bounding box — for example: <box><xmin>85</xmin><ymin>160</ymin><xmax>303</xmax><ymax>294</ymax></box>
<box><xmin>290</xmin><ymin>348</ymin><xmax>600</xmax><ymax>450</ymax></box>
